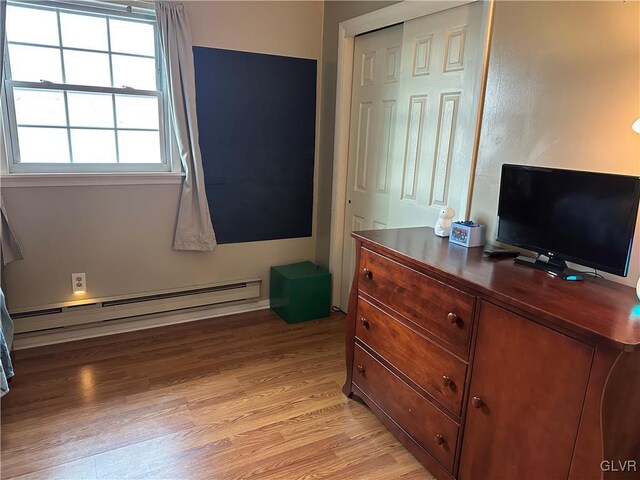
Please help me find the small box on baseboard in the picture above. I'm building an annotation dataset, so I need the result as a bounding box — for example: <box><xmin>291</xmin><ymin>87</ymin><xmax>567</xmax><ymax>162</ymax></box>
<box><xmin>270</xmin><ymin>261</ymin><xmax>331</xmax><ymax>323</ymax></box>
<box><xmin>449</xmin><ymin>222</ymin><xmax>486</xmax><ymax>248</ymax></box>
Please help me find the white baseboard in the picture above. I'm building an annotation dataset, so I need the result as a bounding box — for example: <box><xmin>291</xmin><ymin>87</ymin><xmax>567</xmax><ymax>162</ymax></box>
<box><xmin>13</xmin><ymin>299</ymin><xmax>270</xmax><ymax>350</ymax></box>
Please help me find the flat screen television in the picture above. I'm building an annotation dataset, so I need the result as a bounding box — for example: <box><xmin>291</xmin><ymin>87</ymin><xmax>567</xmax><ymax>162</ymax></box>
<box><xmin>496</xmin><ymin>164</ymin><xmax>640</xmax><ymax>278</ymax></box>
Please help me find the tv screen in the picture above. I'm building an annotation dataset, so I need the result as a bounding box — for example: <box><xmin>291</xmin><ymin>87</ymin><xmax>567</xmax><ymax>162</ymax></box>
<box><xmin>497</xmin><ymin>164</ymin><xmax>640</xmax><ymax>276</ymax></box>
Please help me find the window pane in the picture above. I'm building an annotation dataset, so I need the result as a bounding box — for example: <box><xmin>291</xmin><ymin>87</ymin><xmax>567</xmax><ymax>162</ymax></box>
<box><xmin>8</xmin><ymin>45</ymin><xmax>63</xmax><ymax>83</ymax></box>
<box><xmin>71</xmin><ymin>129</ymin><xmax>117</xmax><ymax>163</ymax></box>
<box><xmin>6</xmin><ymin>6</ymin><xmax>59</xmax><ymax>46</ymax></box>
<box><xmin>64</xmin><ymin>50</ymin><xmax>112</xmax><ymax>87</ymax></box>
<box><xmin>14</xmin><ymin>89</ymin><xmax>66</xmax><ymax>127</ymax></box>
<box><xmin>115</xmin><ymin>96</ymin><xmax>159</xmax><ymax>129</ymax></box>
<box><xmin>60</xmin><ymin>12</ymin><xmax>108</xmax><ymax>51</ymax></box>
<box><xmin>109</xmin><ymin>19</ymin><xmax>155</xmax><ymax>56</ymax></box>
<box><xmin>118</xmin><ymin>131</ymin><xmax>161</xmax><ymax>163</ymax></box>
<box><xmin>18</xmin><ymin>127</ymin><xmax>70</xmax><ymax>163</ymax></box>
<box><xmin>68</xmin><ymin>92</ymin><xmax>114</xmax><ymax>128</ymax></box>
<box><xmin>112</xmin><ymin>55</ymin><xmax>156</xmax><ymax>90</ymax></box>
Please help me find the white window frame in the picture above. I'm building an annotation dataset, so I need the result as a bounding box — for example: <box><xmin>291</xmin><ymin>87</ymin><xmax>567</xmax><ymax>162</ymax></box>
<box><xmin>1</xmin><ymin>0</ymin><xmax>174</xmax><ymax>175</ymax></box>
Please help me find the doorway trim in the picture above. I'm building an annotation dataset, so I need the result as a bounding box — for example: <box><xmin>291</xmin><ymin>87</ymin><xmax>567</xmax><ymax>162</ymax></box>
<box><xmin>328</xmin><ymin>0</ymin><xmax>496</xmax><ymax>306</ymax></box>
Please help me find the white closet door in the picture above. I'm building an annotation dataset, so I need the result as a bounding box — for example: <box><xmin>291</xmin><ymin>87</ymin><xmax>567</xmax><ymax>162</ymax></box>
<box><xmin>388</xmin><ymin>2</ymin><xmax>484</xmax><ymax>229</ymax></box>
<box><xmin>340</xmin><ymin>24</ymin><xmax>403</xmax><ymax>310</ymax></box>
<box><xmin>339</xmin><ymin>3</ymin><xmax>486</xmax><ymax>310</ymax></box>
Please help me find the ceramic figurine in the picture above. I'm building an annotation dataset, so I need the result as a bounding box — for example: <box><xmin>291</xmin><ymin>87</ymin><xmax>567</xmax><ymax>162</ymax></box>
<box><xmin>434</xmin><ymin>207</ymin><xmax>455</xmax><ymax>237</ymax></box>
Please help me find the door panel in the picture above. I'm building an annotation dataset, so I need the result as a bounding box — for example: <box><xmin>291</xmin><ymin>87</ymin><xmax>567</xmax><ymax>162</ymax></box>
<box><xmin>341</xmin><ymin>24</ymin><xmax>403</xmax><ymax>310</ymax></box>
<box><xmin>388</xmin><ymin>3</ymin><xmax>484</xmax><ymax>230</ymax></box>
<box><xmin>459</xmin><ymin>301</ymin><xmax>592</xmax><ymax>480</ymax></box>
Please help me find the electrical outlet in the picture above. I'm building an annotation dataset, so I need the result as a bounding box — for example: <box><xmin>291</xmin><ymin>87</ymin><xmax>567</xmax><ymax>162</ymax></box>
<box><xmin>72</xmin><ymin>273</ymin><xmax>86</xmax><ymax>294</ymax></box>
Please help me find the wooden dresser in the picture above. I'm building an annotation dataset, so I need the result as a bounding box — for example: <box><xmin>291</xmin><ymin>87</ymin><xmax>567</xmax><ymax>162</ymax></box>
<box><xmin>343</xmin><ymin>227</ymin><xmax>640</xmax><ymax>480</ymax></box>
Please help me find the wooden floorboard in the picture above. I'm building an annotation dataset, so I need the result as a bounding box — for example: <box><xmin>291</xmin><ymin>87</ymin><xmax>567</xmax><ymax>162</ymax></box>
<box><xmin>1</xmin><ymin>309</ymin><xmax>433</xmax><ymax>479</ymax></box>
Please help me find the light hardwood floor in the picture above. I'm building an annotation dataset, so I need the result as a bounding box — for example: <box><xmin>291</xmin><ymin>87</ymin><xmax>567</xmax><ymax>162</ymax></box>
<box><xmin>1</xmin><ymin>309</ymin><xmax>433</xmax><ymax>479</ymax></box>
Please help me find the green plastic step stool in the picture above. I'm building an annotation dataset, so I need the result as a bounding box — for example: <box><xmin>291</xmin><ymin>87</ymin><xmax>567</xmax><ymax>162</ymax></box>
<box><xmin>270</xmin><ymin>261</ymin><xmax>331</xmax><ymax>323</ymax></box>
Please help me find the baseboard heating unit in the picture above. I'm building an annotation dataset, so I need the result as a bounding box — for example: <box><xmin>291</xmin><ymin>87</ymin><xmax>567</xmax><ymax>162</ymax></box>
<box><xmin>11</xmin><ymin>278</ymin><xmax>262</xmax><ymax>337</ymax></box>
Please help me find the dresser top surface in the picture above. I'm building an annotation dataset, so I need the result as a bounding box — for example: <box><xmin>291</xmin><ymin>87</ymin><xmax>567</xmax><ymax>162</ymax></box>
<box><xmin>352</xmin><ymin>226</ymin><xmax>640</xmax><ymax>349</ymax></box>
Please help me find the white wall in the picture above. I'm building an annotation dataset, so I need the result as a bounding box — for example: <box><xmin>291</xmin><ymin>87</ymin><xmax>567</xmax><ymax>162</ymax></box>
<box><xmin>470</xmin><ymin>0</ymin><xmax>640</xmax><ymax>286</ymax></box>
<box><xmin>187</xmin><ymin>1</ymin><xmax>323</xmax><ymax>59</ymax></box>
<box><xmin>1</xmin><ymin>1</ymin><xmax>324</xmax><ymax>312</ymax></box>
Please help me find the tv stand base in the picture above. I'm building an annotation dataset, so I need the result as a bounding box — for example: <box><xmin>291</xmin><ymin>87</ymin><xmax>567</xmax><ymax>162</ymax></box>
<box><xmin>514</xmin><ymin>256</ymin><xmax>584</xmax><ymax>281</ymax></box>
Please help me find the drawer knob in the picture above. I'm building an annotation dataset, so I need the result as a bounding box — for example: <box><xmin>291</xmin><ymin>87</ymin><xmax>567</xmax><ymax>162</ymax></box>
<box><xmin>357</xmin><ymin>364</ymin><xmax>365</xmax><ymax>376</ymax></box>
<box><xmin>360</xmin><ymin>317</ymin><xmax>370</xmax><ymax>329</ymax></box>
<box><xmin>447</xmin><ymin>312</ymin><xmax>458</xmax><ymax>324</ymax></box>
<box><xmin>435</xmin><ymin>434</ymin><xmax>445</xmax><ymax>445</ymax></box>
<box><xmin>442</xmin><ymin>375</ymin><xmax>453</xmax><ymax>387</ymax></box>
<box><xmin>472</xmin><ymin>396</ymin><xmax>484</xmax><ymax>409</ymax></box>
<box><xmin>363</xmin><ymin>268</ymin><xmax>373</xmax><ymax>279</ymax></box>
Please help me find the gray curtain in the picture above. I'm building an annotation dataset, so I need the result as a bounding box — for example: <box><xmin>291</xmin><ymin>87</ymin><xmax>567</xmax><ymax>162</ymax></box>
<box><xmin>0</xmin><ymin>0</ymin><xmax>24</xmax><ymax>267</ymax></box>
<box><xmin>0</xmin><ymin>0</ymin><xmax>15</xmax><ymax>396</ymax></box>
<box><xmin>156</xmin><ymin>1</ymin><xmax>216</xmax><ymax>252</ymax></box>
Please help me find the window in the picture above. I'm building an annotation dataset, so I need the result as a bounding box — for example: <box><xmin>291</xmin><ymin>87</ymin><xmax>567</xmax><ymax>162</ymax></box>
<box><xmin>2</xmin><ymin>1</ymin><xmax>170</xmax><ymax>173</ymax></box>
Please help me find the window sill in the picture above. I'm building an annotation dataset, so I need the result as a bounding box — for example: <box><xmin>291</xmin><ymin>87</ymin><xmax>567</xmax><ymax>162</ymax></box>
<box><xmin>0</xmin><ymin>172</ymin><xmax>185</xmax><ymax>188</ymax></box>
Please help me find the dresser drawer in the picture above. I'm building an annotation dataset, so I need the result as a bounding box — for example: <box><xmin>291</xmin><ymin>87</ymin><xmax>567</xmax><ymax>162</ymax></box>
<box><xmin>355</xmin><ymin>297</ymin><xmax>467</xmax><ymax>416</ymax></box>
<box><xmin>358</xmin><ymin>248</ymin><xmax>474</xmax><ymax>357</ymax></box>
<box><xmin>353</xmin><ymin>344</ymin><xmax>458</xmax><ymax>473</ymax></box>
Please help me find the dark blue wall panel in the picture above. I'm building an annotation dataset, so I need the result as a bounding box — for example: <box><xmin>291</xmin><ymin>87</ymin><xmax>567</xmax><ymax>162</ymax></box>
<box><xmin>193</xmin><ymin>47</ymin><xmax>317</xmax><ymax>244</ymax></box>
